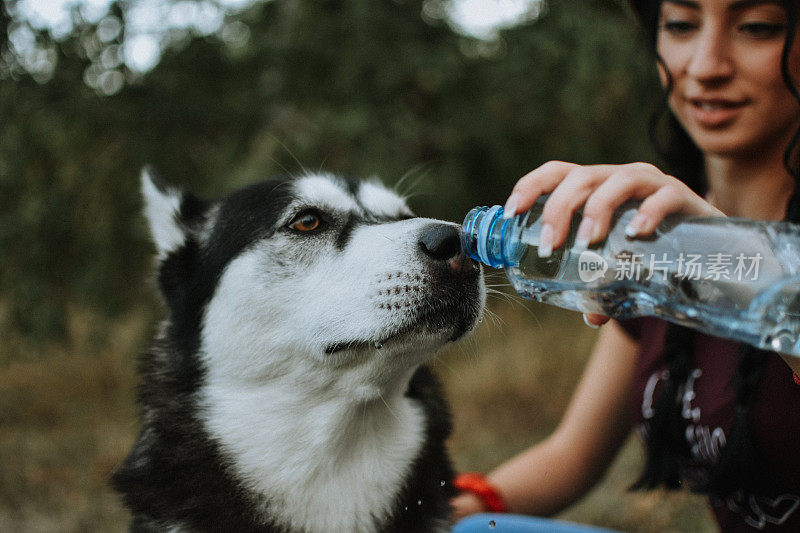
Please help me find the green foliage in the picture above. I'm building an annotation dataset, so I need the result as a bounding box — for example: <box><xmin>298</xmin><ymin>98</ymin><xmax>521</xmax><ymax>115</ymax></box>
<box><xmin>0</xmin><ymin>0</ymin><xmax>662</xmax><ymax>341</ymax></box>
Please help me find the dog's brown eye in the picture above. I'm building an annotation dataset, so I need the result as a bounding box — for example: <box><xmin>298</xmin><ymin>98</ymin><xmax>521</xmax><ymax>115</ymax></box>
<box><xmin>289</xmin><ymin>211</ymin><xmax>321</xmax><ymax>232</ymax></box>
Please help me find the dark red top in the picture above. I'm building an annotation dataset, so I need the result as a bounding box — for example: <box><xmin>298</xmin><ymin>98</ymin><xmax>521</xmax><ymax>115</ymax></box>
<box><xmin>619</xmin><ymin>317</ymin><xmax>800</xmax><ymax>531</ymax></box>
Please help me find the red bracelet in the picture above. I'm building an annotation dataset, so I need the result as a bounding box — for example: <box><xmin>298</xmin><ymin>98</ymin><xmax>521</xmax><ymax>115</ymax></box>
<box><xmin>793</xmin><ymin>372</ymin><xmax>800</xmax><ymax>386</ymax></box>
<box><xmin>454</xmin><ymin>472</ymin><xmax>508</xmax><ymax>513</ymax></box>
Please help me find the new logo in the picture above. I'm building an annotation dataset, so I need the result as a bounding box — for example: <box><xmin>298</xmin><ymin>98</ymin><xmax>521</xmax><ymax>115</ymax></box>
<box><xmin>578</xmin><ymin>250</ymin><xmax>608</xmax><ymax>282</ymax></box>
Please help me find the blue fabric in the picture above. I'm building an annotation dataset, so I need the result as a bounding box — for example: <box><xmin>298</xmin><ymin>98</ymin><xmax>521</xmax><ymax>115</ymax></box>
<box><xmin>452</xmin><ymin>513</ymin><xmax>619</xmax><ymax>533</ymax></box>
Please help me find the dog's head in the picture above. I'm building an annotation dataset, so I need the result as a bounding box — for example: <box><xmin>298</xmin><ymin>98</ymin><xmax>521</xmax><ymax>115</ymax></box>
<box><xmin>142</xmin><ymin>168</ymin><xmax>484</xmax><ymax>395</ymax></box>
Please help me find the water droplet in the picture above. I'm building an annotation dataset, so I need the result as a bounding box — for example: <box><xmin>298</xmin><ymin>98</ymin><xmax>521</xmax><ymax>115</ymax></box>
<box><xmin>374</xmin><ymin>341</ymin><xmax>383</xmax><ymax>349</ymax></box>
<box><xmin>440</xmin><ymin>480</ymin><xmax>446</xmax><ymax>486</ymax></box>
<box><xmin>404</xmin><ymin>506</ymin><xmax>408</xmax><ymax>511</ymax></box>
<box><xmin>478</xmin><ymin>316</ymin><xmax>484</xmax><ymax>323</ymax></box>
<box><xmin>417</xmin><ymin>499</ymin><xmax>422</xmax><ymax>506</ymax></box>
<box><xmin>770</xmin><ymin>331</ymin><xmax>795</xmax><ymax>352</ymax></box>
<box><xmin>489</xmin><ymin>520</ymin><xmax>496</xmax><ymax>529</ymax></box>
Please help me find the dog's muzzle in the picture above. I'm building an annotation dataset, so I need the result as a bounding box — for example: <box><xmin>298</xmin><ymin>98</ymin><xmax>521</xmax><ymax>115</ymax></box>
<box><xmin>324</xmin><ymin>223</ymin><xmax>482</xmax><ymax>355</ymax></box>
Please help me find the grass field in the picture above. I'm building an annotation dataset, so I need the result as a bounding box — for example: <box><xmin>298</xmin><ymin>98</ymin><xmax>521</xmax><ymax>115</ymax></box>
<box><xmin>0</xmin><ymin>294</ymin><xmax>717</xmax><ymax>532</ymax></box>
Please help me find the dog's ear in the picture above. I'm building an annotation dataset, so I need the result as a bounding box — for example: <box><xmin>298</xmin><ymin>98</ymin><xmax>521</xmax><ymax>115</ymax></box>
<box><xmin>141</xmin><ymin>166</ymin><xmax>191</xmax><ymax>258</ymax></box>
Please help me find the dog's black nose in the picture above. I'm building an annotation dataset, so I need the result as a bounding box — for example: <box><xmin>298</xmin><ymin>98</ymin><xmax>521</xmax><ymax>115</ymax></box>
<box><xmin>418</xmin><ymin>224</ymin><xmax>478</xmax><ymax>274</ymax></box>
<box><xmin>419</xmin><ymin>224</ymin><xmax>461</xmax><ymax>261</ymax></box>
<box><xmin>417</xmin><ymin>224</ymin><xmax>480</xmax><ymax>274</ymax></box>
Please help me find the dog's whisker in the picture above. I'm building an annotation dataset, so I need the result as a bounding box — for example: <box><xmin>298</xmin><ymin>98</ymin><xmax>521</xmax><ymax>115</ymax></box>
<box><xmin>480</xmin><ymin>306</ymin><xmax>506</xmax><ymax>330</ymax></box>
<box><xmin>452</xmin><ymin>334</ymin><xmax>483</xmax><ymax>369</ymax></box>
<box><xmin>400</xmin><ymin>187</ymin><xmax>436</xmax><ymax>203</ymax></box>
<box><xmin>466</xmin><ymin>334</ymin><xmax>484</xmax><ymax>362</ymax></box>
<box><xmin>483</xmin><ymin>280</ymin><xmax>512</xmax><ymax>287</ymax></box>
<box><xmin>482</xmin><ymin>305</ymin><xmax>501</xmax><ymax>320</ymax></box>
<box><xmin>266</xmin><ymin>154</ymin><xmax>294</xmax><ymax>178</ymax></box>
<box><xmin>484</xmin><ymin>284</ymin><xmax>514</xmax><ymax>291</ymax></box>
<box><xmin>393</xmin><ymin>163</ymin><xmax>433</xmax><ymax>199</ymax></box>
<box><xmin>317</xmin><ymin>152</ymin><xmax>332</xmax><ymax>174</ymax></box>
<box><xmin>267</xmin><ymin>133</ymin><xmax>309</xmax><ymax>175</ymax></box>
<box><xmin>360</xmin><ymin>398</ymin><xmax>368</xmax><ymax>440</ymax></box>
<box><xmin>377</xmin><ymin>393</ymin><xmax>401</xmax><ymax>423</ymax></box>
<box><xmin>400</xmin><ymin>169</ymin><xmax>434</xmax><ymax>201</ymax></box>
<box><xmin>485</xmin><ymin>286</ymin><xmax>512</xmax><ymax>294</ymax></box>
<box><xmin>432</xmin><ymin>354</ymin><xmax>458</xmax><ymax>375</ymax></box>
<box><xmin>511</xmin><ymin>300</ymin><xmax>544</xmax><ymax>329</ymax></box>
<box><xmin>485</xmin><ymin>293</ymin><xmax>511</xmax><ymax>302</ymax></box>
<box><xmin>486</xmin><ymin>292</ymin><xmax>517</xmax><ymax>305</ymax></box>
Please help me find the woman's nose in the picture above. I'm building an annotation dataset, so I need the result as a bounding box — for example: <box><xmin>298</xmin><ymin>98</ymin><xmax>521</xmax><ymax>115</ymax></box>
<box><xmin>687</xmin><ymin>26</ymin><xmax>734</xmax><ymax>82</ymax></box>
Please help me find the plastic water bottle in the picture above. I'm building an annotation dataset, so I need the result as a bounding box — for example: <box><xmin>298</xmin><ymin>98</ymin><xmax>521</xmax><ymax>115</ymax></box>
<box><xmin>460</xmin><ymin>198</ymin><xmax>800</xmax><ymax>357</ymax></box>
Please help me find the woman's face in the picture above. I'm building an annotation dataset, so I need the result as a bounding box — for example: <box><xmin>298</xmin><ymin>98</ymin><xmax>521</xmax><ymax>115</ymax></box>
<box><xmin>657</xmin><ymin>0</ymin><xmax>800</xmax><ymax>158</ymax></box>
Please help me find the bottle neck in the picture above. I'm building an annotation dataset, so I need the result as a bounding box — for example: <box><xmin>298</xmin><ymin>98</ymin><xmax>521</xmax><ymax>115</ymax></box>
<box><xmin>461</xmin><ymin>205</ymin><xmax>510</xmax><ymax>268</ymax></box>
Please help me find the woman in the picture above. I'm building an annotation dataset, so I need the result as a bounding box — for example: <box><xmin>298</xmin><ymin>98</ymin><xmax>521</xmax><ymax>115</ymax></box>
<box><xmin>452</xmin><ymin>0</ymin><xmax>800</xmax><ymax>531</ymax></box>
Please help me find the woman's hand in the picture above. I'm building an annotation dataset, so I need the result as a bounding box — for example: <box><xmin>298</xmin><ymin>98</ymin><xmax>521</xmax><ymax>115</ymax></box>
<box><xmin>504</xmin><ymin>161</ymin><xmax>725</xmax><ymax>326</ymax></box>
<box><xmin>450</xmin><ymin>493</ymin><xmax>487</xmax><ymax>522</ymax></box>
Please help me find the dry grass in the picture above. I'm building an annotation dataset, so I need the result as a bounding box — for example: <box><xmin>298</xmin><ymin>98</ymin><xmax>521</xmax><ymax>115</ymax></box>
<box><xmin>0</xmin><ymin>307</ymin><xmax>145</xmax><ymax>532</ymax></box>
<box><xmin>0</xmin><ymin>296</ymin><xmax>716</xmax><ymax>532</ymax></box>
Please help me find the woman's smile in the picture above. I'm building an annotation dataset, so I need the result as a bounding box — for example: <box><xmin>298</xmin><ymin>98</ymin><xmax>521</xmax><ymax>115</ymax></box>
<box><xmin>684</xmin><ymin>95</ymin><xmax>750</xmax><ymax>128</ymax></box>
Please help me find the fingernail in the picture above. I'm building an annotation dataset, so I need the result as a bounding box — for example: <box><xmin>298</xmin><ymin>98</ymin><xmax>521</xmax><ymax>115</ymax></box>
<box><xmin>583</xmin><ymin>314</ymin><xmax>600</xmax><ymax>329</ymax></box>
<box><xmin>625</xmin><ymin>213</ymin><xmax>650</xmax><ymax>237</ymax></box>
<box><xmin>538</xmin><ymin>224</ymin><xmax>553</xmax><ymax>258</ymax></box>
<box><xmin>575</xmin><ymin>217</ymin><xmax>594</xmax><ymax>249</ymax></box>
<box><xmin>503</xmin><ymin>194</ymin><xmax>520</xmax><ymax>219</ymax></box>
<box><xmin>591</xmin><ymin>223</ymin><xmax>604</xmax><ymax>243</ymax></box>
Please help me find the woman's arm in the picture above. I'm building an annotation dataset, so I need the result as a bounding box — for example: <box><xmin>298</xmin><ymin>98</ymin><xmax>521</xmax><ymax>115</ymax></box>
<box><xmin>452</xmin><ymin>319</ymin><xmax>640</xmax><ymax>519</ymax></box>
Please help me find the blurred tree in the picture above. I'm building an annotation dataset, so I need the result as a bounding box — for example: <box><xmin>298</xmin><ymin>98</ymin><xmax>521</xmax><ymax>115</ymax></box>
<box><xmin>0</xmin><ymin>0</ymin><xmax>661</xmax><ymax>341</ymax></box>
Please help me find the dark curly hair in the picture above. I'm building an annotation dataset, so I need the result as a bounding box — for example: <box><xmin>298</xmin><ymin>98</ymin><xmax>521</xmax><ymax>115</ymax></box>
<box><xmin>628</xmin><ymin>0</ymin><xmax>800</xmax><ymax>496</ymax></box>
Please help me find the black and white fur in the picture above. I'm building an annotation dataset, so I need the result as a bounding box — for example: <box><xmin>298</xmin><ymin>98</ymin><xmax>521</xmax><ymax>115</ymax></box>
<box><xmin>113</xmin><ymin>169</ymin><xmax>485</xmax><ymax>532</ymax></box>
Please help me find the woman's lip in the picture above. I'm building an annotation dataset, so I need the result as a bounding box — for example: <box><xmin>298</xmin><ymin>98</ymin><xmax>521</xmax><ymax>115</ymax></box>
<box><xmin>686</xmin><ymin>98</ymin><xmax>748</xmax><ymax>128</ymax></box>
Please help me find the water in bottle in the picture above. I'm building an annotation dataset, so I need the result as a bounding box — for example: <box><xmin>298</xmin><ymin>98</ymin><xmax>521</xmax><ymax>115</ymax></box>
<box><xmin>460</xmin><ymin>197</ymin><xmax>800</xmax><ymax>357</ymax></box>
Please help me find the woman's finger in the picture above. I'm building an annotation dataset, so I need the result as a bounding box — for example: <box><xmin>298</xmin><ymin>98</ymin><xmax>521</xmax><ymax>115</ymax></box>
<box><xmin>449</xmin><ymin>494</ymin><xmax>486</xmax><ymax>522</ymax></box>
<box><xmin>538</xmin><ymin>165</ymin><xmax>617</xmax><ymax>252</ymax></box>
<box><xmin>503</xmin><ymin>161</ymin><xmax>577</xmax><ymax>218</ymax></box>
<box><xmin>580</xmin><ymin>164</ymin><xmax>666</xmax><ymax>243</ymax></box>
<box><xmin>630</xmin><ymin>184</ymin><xmax>725</xmax><ymax>236</ymax></box>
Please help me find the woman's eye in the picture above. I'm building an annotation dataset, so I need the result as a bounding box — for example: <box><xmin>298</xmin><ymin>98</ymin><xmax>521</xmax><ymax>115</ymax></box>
<box><xmin>740</xmin><ymin>22</ymin><xmax>785</xmax><ymax>39</ymax></box>
<box><xmin>661</xmin><ymin>20</ymin><xmax>697</xmax><ymax>35</ymax></box>
<box><xmin>289</xmin><ymin>211</ymin><xmax>321</xmax><ymax>232</ymax></box>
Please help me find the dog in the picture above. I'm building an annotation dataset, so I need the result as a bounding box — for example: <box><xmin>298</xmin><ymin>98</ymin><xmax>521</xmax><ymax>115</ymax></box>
<box><xmin>112</xmin><ymin>168</ymin><xmax>485</xmax><ymax>532</ymax></box>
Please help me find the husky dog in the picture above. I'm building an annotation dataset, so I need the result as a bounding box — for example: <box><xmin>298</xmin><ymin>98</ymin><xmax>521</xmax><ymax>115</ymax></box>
<box><xmin>112</xmin><ymin>169</ymin><xmax>485</xmax><ymax>532</ymax></box>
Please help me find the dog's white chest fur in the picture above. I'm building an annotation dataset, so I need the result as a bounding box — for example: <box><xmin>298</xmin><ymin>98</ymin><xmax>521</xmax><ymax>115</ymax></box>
<box><xmin>200</xmin><ymin>374</ymin><xmax>426</xmax><ymax>532</ymax></box>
